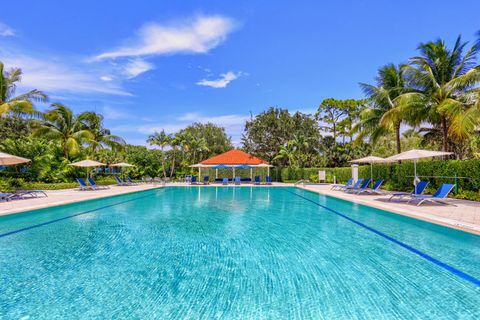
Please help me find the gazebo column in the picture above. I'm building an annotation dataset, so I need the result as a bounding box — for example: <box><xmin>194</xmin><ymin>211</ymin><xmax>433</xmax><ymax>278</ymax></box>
<box><xmin>250</xmin><ymin>168</ymin><xmax>253</xmax><ymax>180</ymax></box>
<box><xmin>233</xmin><ymin>167</ymin><xmax>235</xmax><ymax>179</ymax></box>
<box><xmin>215</xmin><ymin>168</ymin><xmax>218</xmax><ymax>179</ymax></box>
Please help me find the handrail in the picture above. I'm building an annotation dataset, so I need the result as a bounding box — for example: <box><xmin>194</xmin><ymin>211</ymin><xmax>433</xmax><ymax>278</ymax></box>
<box><xmin>294</xmin><ymin>179</ymin><xmax>310</xmax><ymax>186</ymax></box>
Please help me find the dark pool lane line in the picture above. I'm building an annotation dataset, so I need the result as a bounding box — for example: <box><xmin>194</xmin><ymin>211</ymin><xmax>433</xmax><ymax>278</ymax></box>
<box><xmin>284</xmin><ymin>189</ymin><xmax>480</xmax><ymax>288</ymax></box>
<box><xmin>0</xmin><ymin>189</ymin><xmax>165</xmax><ymax>239</ymax></box>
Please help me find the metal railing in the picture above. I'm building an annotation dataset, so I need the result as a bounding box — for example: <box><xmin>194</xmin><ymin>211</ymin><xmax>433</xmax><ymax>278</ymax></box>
<box><xmin>294</xmin><ymin>179</ymin><xmax>310</xmax><ymax>186</ymax></box>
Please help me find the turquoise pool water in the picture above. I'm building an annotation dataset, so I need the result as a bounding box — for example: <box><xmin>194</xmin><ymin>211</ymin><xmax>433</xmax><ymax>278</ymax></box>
<box><xmin>0</xmin><ymin>187</ymin><xmax>479</xmax><ymax>319</ymax></box>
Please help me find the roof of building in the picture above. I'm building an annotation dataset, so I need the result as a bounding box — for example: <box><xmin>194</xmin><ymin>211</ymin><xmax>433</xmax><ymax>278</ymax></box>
<box><xmin>199</xmin><ymin>149</ymin><xmax>269</xmax><ymax>165</ymax></box>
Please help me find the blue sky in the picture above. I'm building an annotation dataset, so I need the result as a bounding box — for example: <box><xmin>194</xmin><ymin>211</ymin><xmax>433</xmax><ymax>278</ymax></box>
<box><xmin>1</xmin><ymin>0</ymin><xmax>479</xmax><ymax>145</ymax></box>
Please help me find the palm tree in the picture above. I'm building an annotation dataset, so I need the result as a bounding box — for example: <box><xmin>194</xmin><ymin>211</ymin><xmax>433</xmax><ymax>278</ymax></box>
<box><xmin>357</xmin><ymin>64</ymin><xmax>412</xmax><ymax>153</ymax></box>
<box><xmin>33</xmin><ymin>103</ymin><xmax>94</xmax><ymax>159</ymax></box>
<box><xmin>273</xmin><ymin>141</ymin><xmax>297</xmax><ymax>167</ymax></box>
<box><xmin>0</xmin><ymin>62</ymin><xmax>47</xmax><ymax>116</ymax></box>
<box><xmin>397</xmin><ymin>36</ymin><xmax>480</xmax><ymax>152</ymax></box>
<box><xmin>79</xmin><ymin>112</ymin><xmax>125</xmax><ymax>156</ymax></box>
<box><xmin>188</xmin><ymin>136</ymin><xmax>209</xmax><ymax>164</ymax></box>
<box><xmin>147</xmin><ymin>130</ymin><xmax>171</xmax><ymax>178</ymax></box>
<box><xmin>169</xmin><ymin>135</ymin><xmax>181</xmax><ymax>178</ymax></box>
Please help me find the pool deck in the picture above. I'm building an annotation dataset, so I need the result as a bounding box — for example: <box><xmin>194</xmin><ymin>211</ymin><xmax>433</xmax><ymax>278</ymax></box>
<box><xmin>298</xmin><ymin>184</ymin><xmax>480</xmax><ymax>235</ymax></box>
<box><xmin>0</xmin><ymin>182</ymin><xmax>479</xmax><ymax>235</ymax></box>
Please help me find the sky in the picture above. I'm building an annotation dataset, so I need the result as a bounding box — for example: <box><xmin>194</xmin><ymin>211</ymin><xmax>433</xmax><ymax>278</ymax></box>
<box><xmin>1</xmin><ymin>0</ymin><xmax>479</xmax><ymax>146</ymax></box>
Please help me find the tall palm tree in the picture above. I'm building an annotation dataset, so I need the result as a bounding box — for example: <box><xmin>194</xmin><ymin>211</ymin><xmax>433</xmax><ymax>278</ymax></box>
<box><xmin>397</xmin><ymin>36</ymin><xmax>480</xmax><ymax>151</ymax></box>
<box><xmin>147</xmin><ymin>130</ymin><xmax>171</xmax><ymax>178</ymax></box>
<box><xmin>79</xmin><ymin>112</ymin><xmax>126</xmax><ymax>156</ymax></box>
<box><xmin>188</xmin><ymin>136</ymin><xmax>209</xmax><ymax>164</ymax></box>
<box><xmin>33</xmin><ymin>103</ymin><xmax>93</xmax><ymax>159</ymax></box>
<box><xmin>356</xmin><ymin>64</ymin><xmax>411</xmax><ymax>153</ymax></box>
<box><xmin>273</xmin><ymin>141</ymin><xmax>297</xmax><ymax>167</ymax></box>
<box><xmin>0</xmin><ymin>62</ymin><xmax>47</xmax><ymax>116</ymax></box>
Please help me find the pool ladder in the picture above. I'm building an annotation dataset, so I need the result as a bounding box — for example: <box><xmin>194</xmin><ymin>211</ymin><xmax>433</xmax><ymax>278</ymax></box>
<box><xmin>294</xmin><ymin>179</ymin><xmax>310</xmax><ymax>187</ymax></box>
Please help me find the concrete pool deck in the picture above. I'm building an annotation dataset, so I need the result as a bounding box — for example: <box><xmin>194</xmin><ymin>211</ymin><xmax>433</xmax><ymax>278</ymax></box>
<box><xmin>0</xmin><ymin>182</ymin><xmax>479</xmax><ymax>235</ymax></box>
<box><xmin>298</xmin><ymin>184</ymin><xmax>480</xmax><ymax>235</ymax></box>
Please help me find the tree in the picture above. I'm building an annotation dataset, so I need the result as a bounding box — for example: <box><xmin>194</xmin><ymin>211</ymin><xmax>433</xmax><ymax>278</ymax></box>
<box><xmin>147</xmin><ymin>130</ymin><xmax>171</xmax><ymax>178</ymax></box>
<box><xmin>32</xmin><ymin>103</ymin><xmax>94</xmax><ymax>159</ymax></box>
<box><xmin>0</xmin><ymin>62</ymin><xmax>47</xmax><ymax>116</ymax></box>
<box><xmin>80</xmin><ymin>112</ymin><xmax>125</xmax><ymax>157</ymax></box>
<box><xmin>177</xmin><ymin>122</ymin><xmax>232</xmax><ymax>159</ymax></box>
<box><xmin>396</xmin><ymin>36</ymin><xmax>480</xmax><ymax>152</ymax></box>
<box><xmin>357</xmin><ymin>64</ymin><xmax>412</xmax><ymax>153</ymax></box>
<box><xmin>315</xmin><ymin>98</ymin><xmax>349</xmax><ymax>144</ymax></box>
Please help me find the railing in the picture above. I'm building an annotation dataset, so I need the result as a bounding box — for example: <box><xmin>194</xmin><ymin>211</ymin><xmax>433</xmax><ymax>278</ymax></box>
<box><xmin>294</xmin><ymin>179</ymin><xmax>310</xmax><ymax>186</ymax></box>
<box><xmin>406</xmin><ymin>174</ymin><xmax>478</xmax><ymax>194</ymax></box>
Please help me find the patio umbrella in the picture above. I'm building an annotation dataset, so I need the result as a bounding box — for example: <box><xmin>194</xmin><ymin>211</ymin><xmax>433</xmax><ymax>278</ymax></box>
<box><xmin>350</xmin><ymin>156</ymin><xmax>385</xmax><ymax>187</ymax></box>
<box><xmin>383</xmin><ymin>149</ymin><xmax>453</xmax><ymax>186</ymax></box>
<box><xmin>0</xmin><ymin>152</ymin><xmax>30</xmax><ymax>166</ymax></box>
<box><xmin>68</xmin><ymin>160</ymin><xmax>106</xmax><ymax>179</ymax></box>
<box><xmin>111</xmin><ymin>162</ymin><xmax>135</xmax><ymax>178</ymax></box>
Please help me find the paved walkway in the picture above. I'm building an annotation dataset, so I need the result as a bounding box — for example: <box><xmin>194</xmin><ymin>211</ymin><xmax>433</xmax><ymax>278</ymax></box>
<box><xmin>0</xmin><ymin>184</ymin><xmax>162</xmax><ymax>216</ymax></box>
<box><xmin>298</xmin><ymin>184</ymin><xmax>480</xmax><ymax>235</ymax></box>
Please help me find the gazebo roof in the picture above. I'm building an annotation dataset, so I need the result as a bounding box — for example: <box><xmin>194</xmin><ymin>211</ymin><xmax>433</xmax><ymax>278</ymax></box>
<box><xmin>199</xmin><ymin>149</ymin><xmax>269</xmax><ymax>166</ymax></box>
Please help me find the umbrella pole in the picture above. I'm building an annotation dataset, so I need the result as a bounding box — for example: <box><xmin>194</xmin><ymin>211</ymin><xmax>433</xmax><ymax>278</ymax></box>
<box><xmin>414</xmin><ymin>160</ymin><xmax>417</xmax><ymax>187</ymax></box>
<box><xmin>370</xmin><ymin>163</ymin><xmax>373</xmax><ymax>187</ymax></box>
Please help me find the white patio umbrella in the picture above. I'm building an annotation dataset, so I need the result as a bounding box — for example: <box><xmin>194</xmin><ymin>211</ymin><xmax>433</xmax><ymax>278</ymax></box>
<box><xmin>111</xmin><ymin>162</ymin><xmax>135</xmax><ymax>178</ymax></box>
<box><xmin>350</xmin><ymin>156</ymin><xmax>385</xmax><ymax>186</ymax></box>
<box><xmin>68</xmin><ymin>160</ymin><xmax>106</xmax><ymax>179</ymax></box>
<box><xmin>383</xmin><ymin>149</ymin><xmax>453</xmax><ymax>186</ymax></box>
<box><xmin>0</xmin><ymin>152</ymin><xmax>30</xmax><ymax>166</ymax></box>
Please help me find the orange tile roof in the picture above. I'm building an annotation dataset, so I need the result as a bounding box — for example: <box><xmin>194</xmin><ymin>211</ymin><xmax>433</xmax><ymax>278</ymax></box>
<box><xmin>200</xmin><ymin>149</ymin><xmax>269</xmax><ymax>165</ymax></box>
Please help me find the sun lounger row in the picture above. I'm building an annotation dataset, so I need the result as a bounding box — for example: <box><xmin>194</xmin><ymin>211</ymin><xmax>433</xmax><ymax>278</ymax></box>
<box><xmin>331</xmin><ymin>178</ymin><xmax>455</xmax><ymax>206</ymax></box>
<box><xmin>0</xmin><ymin>190</ymin><xmax>48</xmax><ymax>202</ymax></box>
<box><xmin>190</xmin><ymin>175</ymin><xmax>272</xmax><ymax>185</ymax></box>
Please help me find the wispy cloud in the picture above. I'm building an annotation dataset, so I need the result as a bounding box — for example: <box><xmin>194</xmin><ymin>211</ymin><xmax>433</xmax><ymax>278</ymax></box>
<box><xmin>196</xmin><ymin>71</ymin><xmax>243</xmax><ymax>88</ymax></box>
<box><xmin>1</xmin><ymin>52</ymin><xmax>131</xmax><ymax>96</ymax></box>
<box><xmin>0</xmin><ymin>22</ymin><xmax>15</xmax><ymax>37</ymax></box>
<box><xmin>102</xmin><ymin>106</ymin><xmax>133</xmax><ymax>120</ymax></box>
<box><xmin>123</xmin><ymin>59</ymin><xmax>154</xmax><ymax>78</ymax></box>
<box><xmin>94</xmin><ymin>15</ymin><xmax>235</xmax><ymax>60</ymax></box>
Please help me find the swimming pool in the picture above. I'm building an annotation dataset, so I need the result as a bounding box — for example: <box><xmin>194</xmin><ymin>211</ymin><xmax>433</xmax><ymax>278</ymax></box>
<box><xmin>1</xmin><ymin>187</ymin><xmax>479</xmax><ymax>319</ymax></box>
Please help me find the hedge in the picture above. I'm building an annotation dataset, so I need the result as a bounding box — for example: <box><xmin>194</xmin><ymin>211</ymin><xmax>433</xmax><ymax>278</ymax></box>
<box><xmin>276</xmin><ymin>159</ymin><xmax>480</xmax><ymax>196</ymax></box>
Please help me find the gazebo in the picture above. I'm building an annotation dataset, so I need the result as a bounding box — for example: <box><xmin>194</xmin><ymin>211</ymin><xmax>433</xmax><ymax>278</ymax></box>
<box><xmin>190</xmin><ymin>149</ymin><xmax>272</xmax><ymax>182</ymax></box>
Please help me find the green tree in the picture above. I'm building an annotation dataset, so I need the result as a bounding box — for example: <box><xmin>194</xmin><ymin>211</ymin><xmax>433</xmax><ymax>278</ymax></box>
<box><xmin>80</xmin><ymin>112</ymin><xmax>125</xmax><ymax>157</ymax></box>
<box><xmin>0</xmin><ymin>62</ymin><xmax>47</xmax><ymax>116</ymax></box>
<box><xmin>177</xmin><ymin>122</ymin><xmax>232</xmax><ymax>159</ymax></box>
<box><xmin>33</xmin><ymin>103</ymin><xmax>94</xmax><ymax>159</ymax></box>
<box><xmin>147</xmin><ymin>130</ymin><xmax>171</xmax><ymax>178</ymax></box>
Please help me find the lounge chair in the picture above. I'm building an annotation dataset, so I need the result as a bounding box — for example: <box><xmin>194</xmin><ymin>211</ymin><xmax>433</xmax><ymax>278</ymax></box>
<box><xmin>234</xmin><ymin>177</ymin><xmax>241</xmax><ymax>185</ymax></box>
<box><xmin>126</xmin><ymin>176</ymin><xmax>139</xmax><ymax>185</ymax></box>
<box><xmin>222</xmin><ymin>178</ymin><xmax>229</xmax><ymax>185</ymax></box>
<box><xmin>114</xmin><ymin>176</ymin><xmax>128</xmax><ymax>186</ymax></box>
<box><xmin>346</xmin><ymin>178</ymin><xmax>371</xmax><ymax>193</ymax></box>
<box><xmin>203</xmin><ymin>176</ymin><xmax>209</xmax><ymax>185</ymax></box>
<box><xmin>356</xmin><ymin>179</ymin><xmax>384</xmax><ymax>194</ymax></box>
<box><xmin>265</xmin><ymin>176</ymin><xmax>272</xmax><ymax>185</ymax></box>
<box><xmin>15</xmin><ymin>190</ymin><xmax>48</xmax><ymax>198</ymax></box>
<box><xmin>254</xmin><ymin>176</ymin><xmax>261</xmax><ymax>185</ymax></box>
<box><xmin>88</xmin><ymin>177</ymin><xmax>109</xmax><ymax>190</ymax></box>
<box><xmin>190</xmin><ymin>176</ymin><xmax>198</xmax><ymax>185</ymax></box>
<box><xmin>407</xmin><ymin>183</ymin><xmax>456</xmax><ymax>206</ymax></box>
<box><xmin>331</xmin><ymin>178</ymin><xmax>353</xmax><ymax>191</ymax></box>
<box><xmin>77</xmin><ymin>178</ymin><xmax>93</xmax><ymax>190</ymax></box>
<box><xmin>388</xmin><ymin>181</ymin><xmax>429</xmax><ymax>201</ymax></box>
<box><xmin>0</xmin><ymin>192</ymin><xmax>16</xmax><ymax>201</ymax></box>
<box><xmin>343</xmin><ymin>178</ymin><xmax>364</xmax><ymax>192</ymax></box>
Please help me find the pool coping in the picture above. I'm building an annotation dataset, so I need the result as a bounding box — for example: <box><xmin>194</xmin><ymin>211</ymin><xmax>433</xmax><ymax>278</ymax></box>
<box><xmin>297</xmin><ymin>185</ymin><xmax>480</xmax><ymax>236</ymax></box>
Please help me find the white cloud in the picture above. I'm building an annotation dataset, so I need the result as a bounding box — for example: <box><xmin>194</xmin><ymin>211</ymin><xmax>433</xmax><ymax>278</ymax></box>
<box><xmin>123</xmin><ymin>59</ymin><xmax>153</xmax><ymax>78</ymax></box>
<box><xmin>196</xmin><ymin>71</ymin><xmax>242</xmax><ymax>88</ymax></box>
<box><xmin>102</xmin><ymin>106</ymin><xmax>133</xmax><ymax>120</ymax></box>
<box><xmin>0</xmin><ymin>22</ymin><xmax>15</xmax><ymax>37</ymax></box>
<box><xmin>1</xmin><ymin>53</ymin><xmax>131</xmax><ymax>96</ymax></box>
<box><xmin>94</xmin><ymin>15</ymin><xmax>235</xmax><ymax>60</ymax></box>
<box><xmin>100</xmin><ymin>75</ymin><xmax>113</xmax><ymax>81</ymax></box>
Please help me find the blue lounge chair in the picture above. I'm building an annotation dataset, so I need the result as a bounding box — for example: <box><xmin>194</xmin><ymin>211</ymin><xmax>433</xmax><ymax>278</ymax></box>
<box><xmin>0</xmin><ymin>192</ymin><xmax>15</xmax><ymax>201</ymax></box>
<box><xmin>77</xmin><ymin>178</ymin><xmax>93</xmax><ymax>190</ymax></box>
<box><xmin>408</xmin><ymin>183</ymin><xmax>456</xmax><ymax>206</ymax></box>
<box><xmin>388</xmin><ymin>181</ymin><xmax>429</xmax><ymax>202</ymax></box>
<box><xmin>343</xmin><ymin>178</ymin><xmax>364</xmax><ymax>192</ymax></box>
<box><xmin>234</xmin><ymin>177</ymin><xmax>241</xmax><ymax>185</ymax></box>
<box><xmin>331</xmin><ymin>178</ymin><xmax>353</xmax><ymax>191</ymax></box>
<box><xmin>203</xmin><ymin>176</ymin><xmax>209</xmax><ymax>185</ymax></box>
<box><xmin>265</xmin><ymin>176</ymin><xmax>272</xmax><ymax>185</ymax></box>
<box><xmin>357</xmin><ymin>179</ymin><xmax>384</xmax><ymax>194</ymax></box>
<box><xmin>222</xmin><ymin>178</ymin><xmax>229</xmax><ymax>185</ymax></box>
<box><xmin>114</xmin><ymin>176</ymin><xmax>127</xmax><ymax>186</ymax></box>
<box><xmin>190</xmin><ymin>176</ymin><xmax>198</xmax><ymax>185</ymax></box>
<box><xmin>88</xmin><ymin>177</ymin><xmax>109</xmax><ymax>190</ymax></box>
<box><xmin>254</xmin><ymin>176</ymin><xmax>261</xmax><ymax>185</ymax></box>
<box><xmin>346</xmin><ymin>178</ymin><xmax>371</xmax><ymax>193</ymax></box>
<box><xmin>126</xmin><ymin>176</ymin><xmax>139</xmax><ymax>185</ymax></box>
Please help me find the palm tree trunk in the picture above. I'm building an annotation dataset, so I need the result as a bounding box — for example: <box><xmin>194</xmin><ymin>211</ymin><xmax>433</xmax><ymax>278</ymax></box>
<box><xmin>170</xmin><ymin>151</ymin><xmax>176</xmax><ymax>178</ymax></box>
<box><xmin>395</xmin><ymin>122</ymin><xmax>401</xmax><ymax>154</ymax></box>
<box><xmin>441</xmin><ymin>116</ymin><xmax>449</xmax><ymax>152</ymax></box>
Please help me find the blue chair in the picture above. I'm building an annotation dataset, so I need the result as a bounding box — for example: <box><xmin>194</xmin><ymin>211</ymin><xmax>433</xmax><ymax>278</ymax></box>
<box><xmin>114</xmin><ymin>176</ymin><xmax>127</xmax><ymax>186</ymax></box>
<box><xmin>88</xmin><ymin>177</ymin><xmax>109</xmax><ymax>190</ymax></box>
<box><xmin>203</xmin><ymin>176</ymin><xmax>209</xmax><ymax>185</ymax></box>
<box><xmin>222</xmin><ymin>178</ymin><xmax>229</xmax><ymax>185</ymax></box>
<box><xmin>408</xmin><ymin>184</ymin><xmax>456</xmax><ymax>206</ymax></box>
<box><xmin>76</xmin><ymin>178</ymin><xmax>93</xmax><ymax>190</ymax></box>
<box><xmin>389</xmin><ymin>181</ymin><xmax>429</xmax><ymax>201</ymax></box>
<box><xmin>331</xmin><ymin>178</ymin><xmax>353</xmax><ymax>190</ymax></box>
<box><xmin>357</xmin><ymin>179</ymin><xmax>384</xmax><ymax>194</ymax></box>
<box><xmin>254</xmin><ymin>176</ymin><xmax>261</xmax><ymax>185</ymax></box>
<box><xmin>214</xmin><ymin>178</ymin><xmax>223</xmax><ymax>183</ymax></box>
<box><xmin>265</xmin><ymin>176</ymin><xmax>272</xmax><ymax>185</ymax></box>
<box><xmin>234</xmin><ymin>177</ymin><xmax>241</xmax><ymax>185</ymax></box>
<box><xmin>0</xmin><ymin>192</ymin><xmax>15</xmax><ymax>201</ymax></box>
<box><xmin>190</xmin><ymin>176</ymin><xmax>198</xmax><ymax>185</ymax></box>
<box><xmin>343</xmin><ymin>178</ymin><xmax>364</xmax><ymax>192</ymax></box>
<box><xmin>126</xmin><ymin>176</ymin><xmax>139</xmax><ymax>185</ymax></box>
<box><xmin>347</xmin><ymin>178</ymin><xmax>371</xmax><ymax>193</ymax></box>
